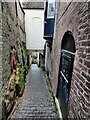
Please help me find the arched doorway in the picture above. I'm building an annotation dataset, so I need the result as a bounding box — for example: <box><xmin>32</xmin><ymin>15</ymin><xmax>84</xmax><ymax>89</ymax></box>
<box><xmin>56</xmin><ymin>31</ymin><xmax>76</xmax><ymax>118</ymax></box>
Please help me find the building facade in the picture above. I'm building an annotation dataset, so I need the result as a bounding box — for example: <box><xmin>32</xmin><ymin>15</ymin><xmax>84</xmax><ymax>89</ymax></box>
<box><xmin>0</xmin><ymin>0</ymin><xmax>26</xmax><ymax>119</ymax></box>
<box><xmin>23</xmin><ymin>2</ymin><xmax>45</xmax><ymax>51</ymax></box>
<box><xmin>23</xmin><ymin>2</ymin><xmax>45</xmax><ymax>66</ymax></box>
<box><xmin>44</xmin><ymin>1</ymin><xmax>90</xmax><ymax>119</ymax></box>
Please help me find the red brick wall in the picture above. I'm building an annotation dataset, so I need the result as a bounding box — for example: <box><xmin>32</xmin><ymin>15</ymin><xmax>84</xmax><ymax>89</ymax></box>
<box><xmin>51</xmin><ymin>2</ymin><xmax>90</xmax><ymax>118</ymax></box>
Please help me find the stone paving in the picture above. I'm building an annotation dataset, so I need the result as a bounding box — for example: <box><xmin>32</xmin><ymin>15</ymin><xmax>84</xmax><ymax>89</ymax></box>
<box><xmin>10</xmin><ymin>64</ymin><xmax>58</xmax><ymax>119</ymax></box>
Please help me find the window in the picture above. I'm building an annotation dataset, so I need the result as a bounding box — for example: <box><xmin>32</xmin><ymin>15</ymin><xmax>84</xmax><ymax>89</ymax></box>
<box><xmin>47</xmin><ymin>0</ymin><xmax>55</xmax><ymax>18</ymax></box>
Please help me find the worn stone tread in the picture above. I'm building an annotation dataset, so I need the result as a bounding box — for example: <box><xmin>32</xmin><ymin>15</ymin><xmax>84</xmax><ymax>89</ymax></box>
<box><xmin>10</xmin><ymin>64</ymin><xmax>58</xmax><ymax>119</ymax></box>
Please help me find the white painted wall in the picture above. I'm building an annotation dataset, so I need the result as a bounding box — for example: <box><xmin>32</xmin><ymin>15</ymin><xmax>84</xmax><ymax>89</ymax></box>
<box><xmin>24</xmin><ymin>9</ymin><xmax>45</xmax><ymax>50</ymax></box>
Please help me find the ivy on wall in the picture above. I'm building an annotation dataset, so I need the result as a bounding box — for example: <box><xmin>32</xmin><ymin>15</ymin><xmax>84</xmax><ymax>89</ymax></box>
<box><xmin>2</xmin><ymin>42</ymin><xmax>29</xmax><ymax>119</ymax></box>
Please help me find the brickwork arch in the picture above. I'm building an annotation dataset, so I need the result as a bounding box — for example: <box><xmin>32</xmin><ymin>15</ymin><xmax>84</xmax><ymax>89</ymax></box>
<box><xmin>61</xmin><ymin>31</ymin><xmax>76</xmax><ymax>52</ymax></box>
<box><xmin>56</xmin><ymin>31</ymin><xmax>76</xmax><ymax>118</ymax></box>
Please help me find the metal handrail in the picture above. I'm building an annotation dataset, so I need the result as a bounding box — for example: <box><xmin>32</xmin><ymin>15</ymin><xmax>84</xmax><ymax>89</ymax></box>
<box><xmin>62</xmin><ymin>49</ymin><xmax>75</xmax><ymax>56</ymax></box>
<box><xmin>60</xmin><ymin>71</ymin><xmax>68</xmax><ymax>84</ymax></box>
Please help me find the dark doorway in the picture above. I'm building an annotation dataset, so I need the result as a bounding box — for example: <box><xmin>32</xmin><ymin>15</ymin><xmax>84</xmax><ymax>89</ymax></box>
<box><xmin>56</xmin><ymin>31</ymin><xmax>76</xmax><ymax>118</ymax></box>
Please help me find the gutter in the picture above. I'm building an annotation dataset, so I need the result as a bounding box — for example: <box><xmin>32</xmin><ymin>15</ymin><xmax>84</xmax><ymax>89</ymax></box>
<box><xmin>54</xmin><ymin>96</ymin><xmax>63</xmax><ymax>119</ymax></box>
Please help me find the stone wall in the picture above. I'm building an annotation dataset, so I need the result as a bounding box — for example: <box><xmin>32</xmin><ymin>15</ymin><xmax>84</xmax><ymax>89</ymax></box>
<box><xmin>50</xmin><ymin>1</ymin><xmax>90</xmax><ymax>118</ymax></box>
<box><xmin>2</xmin><ymin>2</ymin><xmax>16</xmax><ymax>100</ymax></box>
<box><xmin>17</xmin><ymin>0</ymin><xmax>25</xmax><ymax>42</ymax></box>
<box><xmin>0</xmin><ymin>1</ymin><xmax>26</xmax><ymax>118</ymax></box>
<box><xmin>23</xmin><ymin>2</ymin><xmax>44</xmax><ymax>9</ymax></box>
<box><xmin>0</xmin><ymin>2</ymin><xmax>2</xmax><ymax>119</ymax></box>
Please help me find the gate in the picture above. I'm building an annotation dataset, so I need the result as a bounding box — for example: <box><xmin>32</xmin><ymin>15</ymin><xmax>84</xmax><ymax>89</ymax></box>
<box><xmin>56</xmin><ymin>31</ymin><xmax>75</xmax><ymax>118</ymax></box>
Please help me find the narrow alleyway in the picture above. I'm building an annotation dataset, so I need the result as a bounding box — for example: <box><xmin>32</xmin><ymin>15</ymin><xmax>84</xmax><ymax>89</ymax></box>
<box><xmin>10</xmin><ymin>64</ymin><xmax>58</xmax><ymax>119</ymax></box>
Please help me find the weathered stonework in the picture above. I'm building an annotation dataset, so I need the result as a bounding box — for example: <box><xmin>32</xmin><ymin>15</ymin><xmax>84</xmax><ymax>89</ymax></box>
<box><xmin>45</xmin><ymin>1</ymin><xmax>90</xmax><ymax>119</ymax></box>
<box><xmin>23</xmin><ymin>2</ymin><xmax>44</xmax><ymax>9</ymax></box>
<box><xmin>0</xmin><ymin>2</ymin><xmax>2</xmax><ymax>119</ymax></box>
<box><xmin>0</xmin><ymin>0</ymin><xmax>26</xmax><ymax>118</ymax></box>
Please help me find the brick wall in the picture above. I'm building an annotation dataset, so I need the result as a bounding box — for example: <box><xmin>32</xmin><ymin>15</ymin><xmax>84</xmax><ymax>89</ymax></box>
<box><xmin>50</xmin><ymin>1</ymin><xmax>90</xmax><ymax>118</ymax></box>
<box><xmin>68</xmin><ymin>2</ymin><xmax>90</xmax><ymax>118</ymax></box>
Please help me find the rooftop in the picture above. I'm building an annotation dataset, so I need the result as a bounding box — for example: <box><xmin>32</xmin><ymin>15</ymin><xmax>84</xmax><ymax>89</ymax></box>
<box><xmin>23</xmin><ymin>1</ymin><xmax>44</xmax><ymax>9</ymax></box>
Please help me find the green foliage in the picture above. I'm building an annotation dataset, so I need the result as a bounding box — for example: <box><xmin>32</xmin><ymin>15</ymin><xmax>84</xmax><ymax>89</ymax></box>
<box><xmin>15</xmin><ymin>42</ymin><xmax>29</xmax><ymax>97</ymax></box>
<box><xmin>19</xmin><ymin>66</ymin><xmax>25</xmax><ymax>75</ymax></box>
<box><xmin>3</xmin><ymin>95</ymin><xmax>14</xmax><ymax>118</ymax></box>
<box><xmin>31</xmin><ymin>52</ymin><xmax>38</xmax><ymax>64</ymax></box>
<box><xmin>33</xmin><ymin>55</ymin><xmax>37</xmax><ymax>59</ymax></box>
<box><xmin>6</xmin><ymin>97</ymin><xmax>14</xmax><ymax>112</ymax></box>
<box><xmin>3</xmin><ymin>42</ymin><xmax>29</xmax><ymax>119</ymax></box>
<box><xmin>24</xmin><ymin>64</ymin><xmax>28</xmax><ymax>74</ymax></box>
<box><xmin>32</xmin><ymin>53</ymin><xmax>38</xmax><ymax>59</ymax></box>
<box><xmin>15</xmin><ymin>66</ymin><xmax>26</xmax><ymax>97</ymax></box>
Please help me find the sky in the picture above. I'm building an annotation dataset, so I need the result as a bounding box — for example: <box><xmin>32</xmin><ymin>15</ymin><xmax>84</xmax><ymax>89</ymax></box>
<box><xmin>20</xmin><ymin>0</ymin><xmax>23</xmax><ymax>3</ymax></box>
<box><xmin>20</xmin><ymin>0</ymin><xmax>23</xmax><ymax>2</ymax></box>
